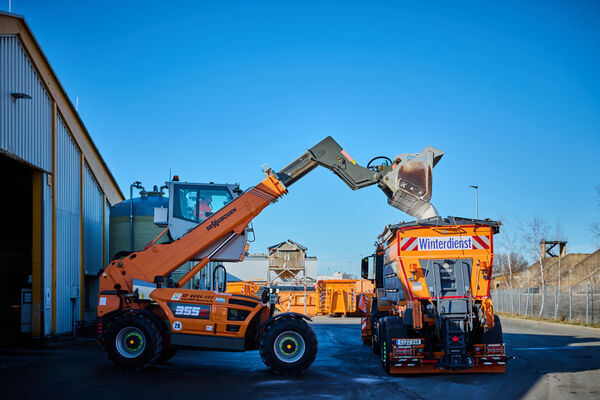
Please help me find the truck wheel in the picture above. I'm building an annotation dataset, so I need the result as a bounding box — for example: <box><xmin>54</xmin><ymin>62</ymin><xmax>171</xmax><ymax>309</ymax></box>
<box><xmin>482</xmin><ymin>315</ymin><xmax>503</xmax><ymax>344</ymax></box>
<box><xmin>156</xmin><ymin>347</ymin><xmax>178</xmax><ymax>364</ymax></box>
<box><xmin>371</xmin><ymin>319</ymin><xmax>381</xmax><ymax>355</ymax></box>
<box><xmin>259</xmin><ymin>317</ymin><xmax>318</xmax><ymax>375</ymax></box>
<box><xmin>104</xmin><ymin>312</ymin><xmax>163</xmax><ymax>371</ymax></box>
<box><xmin>379</xmin><ymin>318</ymin><xmax>388</xmax><ymax>370</ymax></box>
<box><xmin>381</xmin><ymin>317</ymin><xmax>408</xmax><ymax>374</ymax></box>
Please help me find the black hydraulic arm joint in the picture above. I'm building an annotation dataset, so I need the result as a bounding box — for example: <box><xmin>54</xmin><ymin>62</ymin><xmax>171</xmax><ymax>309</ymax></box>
<box><xmin>276</xmin><ymin>136</ymin><xmax>384</xmax><ymax>189</ymax></box>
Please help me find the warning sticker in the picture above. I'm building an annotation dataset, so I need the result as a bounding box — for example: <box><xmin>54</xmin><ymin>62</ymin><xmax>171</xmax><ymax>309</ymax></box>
<box><xmin>99</xmin><ymin>297</ymin><xmax>107</xmax><ymax>306</ymax></box>
<box><xmin>411</xmin><ymin>282</ymin><xmax>422</xmax><ymax>291</ymax></box>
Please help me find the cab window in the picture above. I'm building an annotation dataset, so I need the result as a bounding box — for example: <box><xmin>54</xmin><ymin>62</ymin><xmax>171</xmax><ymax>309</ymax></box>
<box><xmin>173</xmin><ymin>185</ymin><xmax>233</xmax><ymax>223</ymax></box>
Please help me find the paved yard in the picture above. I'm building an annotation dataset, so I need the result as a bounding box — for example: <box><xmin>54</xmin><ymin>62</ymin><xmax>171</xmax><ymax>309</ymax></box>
<box><xmin>1</xmin><ymin>316</ymin><xmax>599</xmax><ymax>399</ymax></box>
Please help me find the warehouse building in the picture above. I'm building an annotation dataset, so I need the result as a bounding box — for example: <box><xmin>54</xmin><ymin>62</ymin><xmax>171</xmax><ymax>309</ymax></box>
<box><xmin>0</xmin><ymin>12</ymin><xmax>124</xmax><ymax>341</ymax></box>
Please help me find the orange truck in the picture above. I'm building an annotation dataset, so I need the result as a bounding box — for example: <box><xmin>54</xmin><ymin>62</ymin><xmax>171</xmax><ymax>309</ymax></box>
<box><xmin>361</xmin><ymin>217</ymin><xmax>509</xmax><ymax>374</ymax></box>
<box><xmin>96</xmin><ymin>137</ymin><xmax>444</xmax><ymax>374</ymax></box>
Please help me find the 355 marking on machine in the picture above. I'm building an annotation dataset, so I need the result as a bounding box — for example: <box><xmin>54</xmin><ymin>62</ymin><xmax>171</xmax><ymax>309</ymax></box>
<box><xmin>168</xmin><ymin>303</ymin><xmax>210</xmax><ymax>319</ymax></box>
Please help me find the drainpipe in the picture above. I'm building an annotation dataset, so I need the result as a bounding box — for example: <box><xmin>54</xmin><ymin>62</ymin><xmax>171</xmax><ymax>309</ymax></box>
<box><xmin>130</xmin><ymin>181</ymin><xmax>145</xmax><ymax>252</ymax></box>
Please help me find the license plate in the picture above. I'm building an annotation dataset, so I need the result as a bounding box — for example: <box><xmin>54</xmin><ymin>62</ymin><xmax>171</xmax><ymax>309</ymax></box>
<box><xmin>395</xmin><ymin>339</ymin><xmax>421</xmax><ymax>345</ymax></box>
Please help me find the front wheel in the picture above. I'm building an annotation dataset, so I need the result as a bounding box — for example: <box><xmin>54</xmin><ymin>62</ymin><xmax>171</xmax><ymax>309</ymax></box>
<box><xmin>103</xmin><ymin>312</ymin><xmax>163</xmax><ymax>371</ymax></box>
<box><xmin>259</xmin><ymin>317</ymin><xmax>318</xmax><ymax>375</ymax></box>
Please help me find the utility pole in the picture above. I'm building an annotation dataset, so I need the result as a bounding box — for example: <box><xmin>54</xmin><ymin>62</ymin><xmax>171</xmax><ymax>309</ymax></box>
<box><xmin>469</xmin><ymin>185</ymin><xmax>479</xmax><ymax>218</ymax></box>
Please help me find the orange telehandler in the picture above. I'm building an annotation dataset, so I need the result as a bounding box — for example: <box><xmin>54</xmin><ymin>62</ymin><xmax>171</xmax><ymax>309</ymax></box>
<box><xmin>360</xmin><ymin>217</ymin><xmax>510</xmax><ymax>374</ymax></box>
<box><xmin>97</xmin><ymin>136</ymin><xmax>443</xmax><ymax>374</ymax></box>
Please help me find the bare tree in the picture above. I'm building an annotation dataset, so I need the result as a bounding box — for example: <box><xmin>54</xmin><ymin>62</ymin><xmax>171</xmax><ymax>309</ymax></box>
<box><xmin>496</xmin><ymin>217</ymin><xmax>527</xmax><ymax>283</ymax></box>
<box><xmin>521</xmin><ymin>217</ymin><xmax>548</xmax><ymax>317</ymax></box>
<box><xmin>495</xmin><ymin>217</ymin><xmax>527</xmax><ymax>313</ymax></box>
<box><xmin>590</xmin><ymin>186</ymin><xmax>600</xmax><ymax>248</ymax></box>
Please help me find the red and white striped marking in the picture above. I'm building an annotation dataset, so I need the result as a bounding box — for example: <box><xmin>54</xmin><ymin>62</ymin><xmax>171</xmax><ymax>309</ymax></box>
<box><xmin>400</xmin><ymin>237</ymin><xmax>419</xmax><ymax>251</ymax></box>
<box><xmin>361</xmin><ymin>318</ymin><xmax>367</xmax><ymax>331</ymax></box>
<box><xmin>472</xmin><ymin>235</ymin><xmax>490</xmax><ymax>249</ymax></box>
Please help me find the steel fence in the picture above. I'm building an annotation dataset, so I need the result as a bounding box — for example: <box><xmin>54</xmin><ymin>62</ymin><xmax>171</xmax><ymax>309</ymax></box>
<box><xmin>491</xmin><ymin>285</ymin><xmax>600</xmax><ymax>325</ymax></box>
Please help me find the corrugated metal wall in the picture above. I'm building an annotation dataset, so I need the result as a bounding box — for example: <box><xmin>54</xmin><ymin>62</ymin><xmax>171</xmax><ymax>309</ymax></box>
<box><xmin>55</xmin><ymin>114</ymin><xmax>81</xmax><ymax>334</ymax></box>
<box><xmin>83</xmin><ymin>164</ymin><xmax>103</xmax><ymax>276</ymax></box>
<box><xmin>0</xmin><ymin>35</ymin><xmax>52</xmax><ymax>172</ymax></box>
<box><xmin>1</xmin><ymin>32</ymin><xmax>121</xmax><ymax>335</ymax></box>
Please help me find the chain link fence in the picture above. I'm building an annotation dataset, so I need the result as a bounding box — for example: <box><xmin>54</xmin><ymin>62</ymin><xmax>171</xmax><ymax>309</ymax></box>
<box><xmin>491</xmin><ymin>285</ymin><xmax>600</xmax><ymax>325</ymax></box>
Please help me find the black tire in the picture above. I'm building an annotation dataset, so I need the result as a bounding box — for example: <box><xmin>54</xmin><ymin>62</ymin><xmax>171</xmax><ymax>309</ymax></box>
<box><xmin>156</xmin><ymin>347</ymin><xmax>178</xmax><ymax>364</ymax></box>
<box><xmin>104</xmin><ymin>312</ymin><xmax>163</xmax><ymax>371</ymax></box>
<box><xmin>370</xmin><ymin>299</ymin><xmax>384</xmax><ymax>355</ymax></box>
<box><xmin>259</xmin><ymin>317</ymin><xmax>318</xmax><ymax>375</ymax></box>
<box><xmin>379</xmin><ymin>318</ymin><xmax>388</xmax><ymax>369</ymax></box>
<box><xmin>482</xmin><ymin>314</ymin><xmax>503</xmax><ymax>344</ymax></box>
<box><xmin>381</xmin><ymin>317</ymin><xmax>408</xmax><ymax>374</ymax></box>
<box><xmin>371</xmin><ymin>319</ymin><xmax>381</xmax><ymax>355</ymax></box>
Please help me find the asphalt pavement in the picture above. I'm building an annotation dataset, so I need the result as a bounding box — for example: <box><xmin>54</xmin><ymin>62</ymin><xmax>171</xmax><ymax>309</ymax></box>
<box><xmin>1</xmin><ymin>316</ymin><xmax>599</xmax><ymax>399</ymax></box>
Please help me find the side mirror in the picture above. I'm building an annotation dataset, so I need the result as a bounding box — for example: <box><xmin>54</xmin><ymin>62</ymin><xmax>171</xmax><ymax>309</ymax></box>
<box><xmin>213</xmin><ymin>265</ymin><xmax>227</xmax><ymax>292</ymax></box>
<box><xmin>361</xmin><ymin>256</ymin><xmax>370</xmax><ymax>279</ymax></box>
<box><xmin>261</xmin><ymin>287</ymin><xmax>270</xmax><ymax>303</ymax></box>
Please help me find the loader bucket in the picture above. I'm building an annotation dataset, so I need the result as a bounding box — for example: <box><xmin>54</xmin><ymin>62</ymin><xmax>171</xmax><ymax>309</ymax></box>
<box><xmin>381</xmin><ymin>146</ymin><xmax>444</xmax><ymax>220</ymax></box>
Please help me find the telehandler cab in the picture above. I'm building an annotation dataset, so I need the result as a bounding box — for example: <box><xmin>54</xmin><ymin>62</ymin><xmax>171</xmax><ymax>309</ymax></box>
<box><xmin>97</xmin><ymin>137</ymin><xmax>443</xmax><ymax>374</ymax></box>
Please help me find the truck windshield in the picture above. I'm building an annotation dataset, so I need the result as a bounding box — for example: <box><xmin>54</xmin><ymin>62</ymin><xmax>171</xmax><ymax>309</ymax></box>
<box><xmin>173</xmin><ymin>185</ymin><xmax>233</xmax><ymax>223</ymax></box>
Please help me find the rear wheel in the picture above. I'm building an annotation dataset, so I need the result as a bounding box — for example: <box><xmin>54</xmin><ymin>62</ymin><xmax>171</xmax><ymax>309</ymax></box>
<box><xmin>370</xmin><ymin>299</ymin><xmax>383</xmax><ymax>355</ymax></box>
<box><xmin>381</xmin><ymin>316</ymin><xmax>408</xmax><ymax>374</ymax></box>
<box><xmin>379</xmin><ymin>318</ymin><xmax>388</xmax><ymax>369</ymax></box>
<box><xmin>259</xmin><ymin>317</ymin><xmax>318</xmax><ymax>375</ymax></box>
<box><xmin>104</xmin><ymin>312</ymin><xmax>163</xmax><ymax>371</ymax></box>
<box><xmin>371</xmin><ymin>320</ymin><xmax>381</xmax><ymax>355</ymax></box>
<box><xmin>482</xmin><ymin>314</ymin><xmax>503</xmax><ymax>344</ymax></box>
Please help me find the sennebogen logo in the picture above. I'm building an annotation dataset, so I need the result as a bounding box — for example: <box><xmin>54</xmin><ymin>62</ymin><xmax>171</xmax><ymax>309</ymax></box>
<box><xmin>206</xmin><ymin>208</ymin><xmax>237</xmax><ymax>231</ymax></box>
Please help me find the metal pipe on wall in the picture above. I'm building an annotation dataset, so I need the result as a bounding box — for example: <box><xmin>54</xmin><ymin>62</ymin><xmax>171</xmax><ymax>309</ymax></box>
<box><xmin>129</xmin><ymin>181</ymin><xmax>144</xmax><ymax>252</ymax></box>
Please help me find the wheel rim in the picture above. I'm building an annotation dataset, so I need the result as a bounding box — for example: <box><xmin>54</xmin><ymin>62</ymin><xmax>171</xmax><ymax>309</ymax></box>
<box><xmin>115</xmin><ymin>327</ymin><xmax>146</xmax><ymax>358</ymax></box>
<box><xmin>273</xmin><ymin>330</ymin><xmax>305</xmax><ymax>363</ymax></box>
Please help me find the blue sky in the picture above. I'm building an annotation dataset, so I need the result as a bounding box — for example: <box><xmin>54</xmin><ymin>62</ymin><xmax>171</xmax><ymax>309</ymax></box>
<box><xmin>7</xmin><ymin>1</ymin><xmax>600</xmax><ymax>275</ymax></box>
